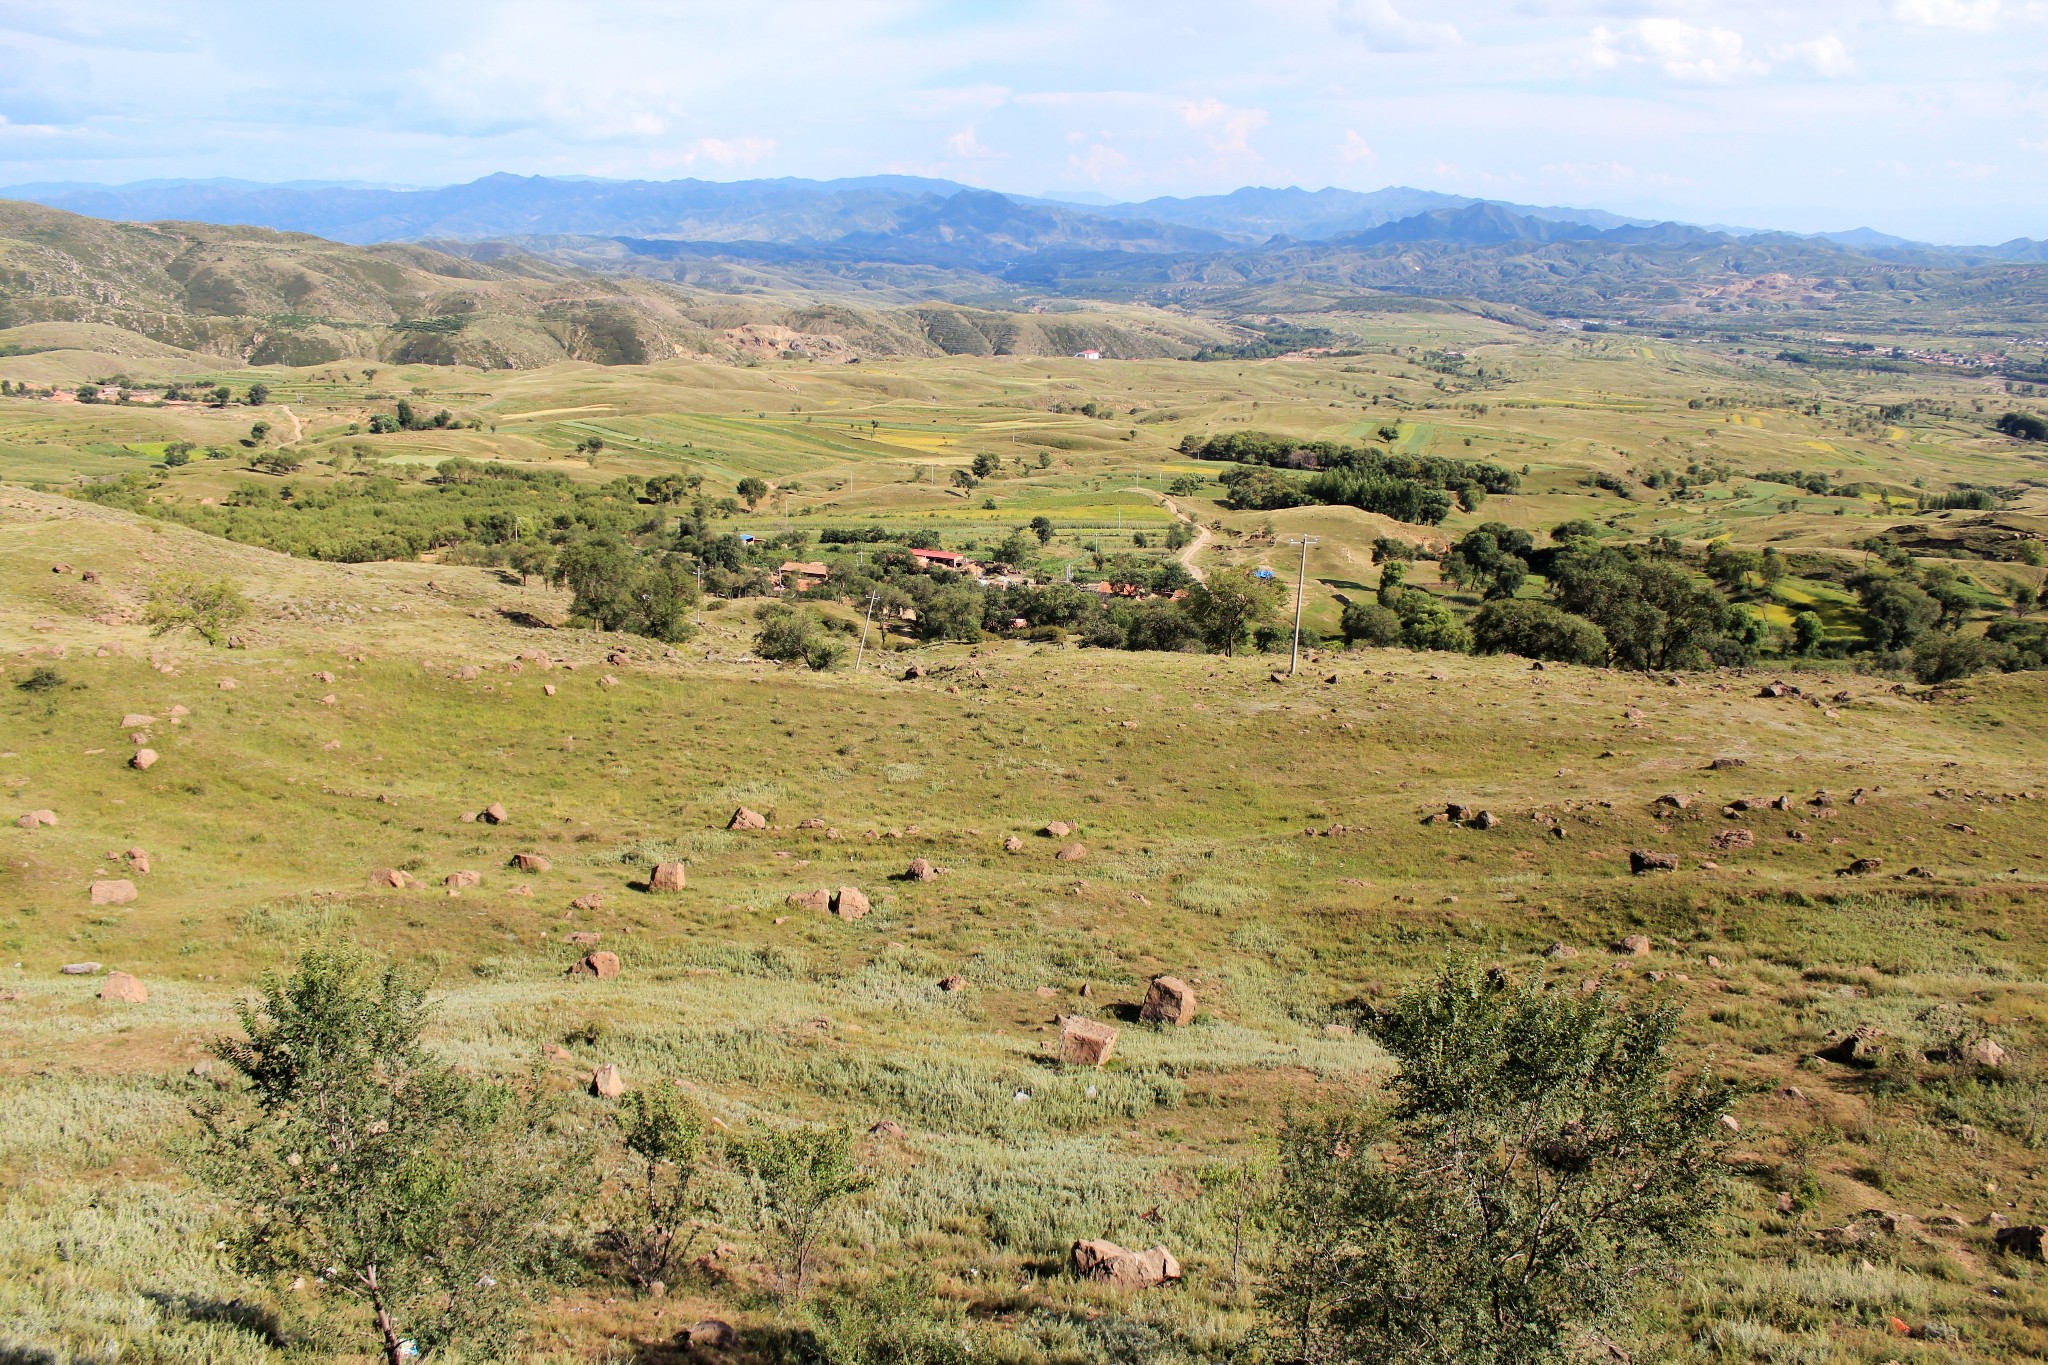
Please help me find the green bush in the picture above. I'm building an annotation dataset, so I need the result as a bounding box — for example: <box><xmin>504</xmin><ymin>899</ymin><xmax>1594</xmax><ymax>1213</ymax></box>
<box><xmin>1470</xmin><ymin>598</ymin><xmax>1607</xmax><ymax>665</ymax></box>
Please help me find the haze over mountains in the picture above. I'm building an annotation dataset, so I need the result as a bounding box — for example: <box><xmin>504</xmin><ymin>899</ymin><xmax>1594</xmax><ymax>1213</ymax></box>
<box><xmin>6</xmin><ymin>173</ymin><xmax>2043</xmax><ymax>267</ymax></box>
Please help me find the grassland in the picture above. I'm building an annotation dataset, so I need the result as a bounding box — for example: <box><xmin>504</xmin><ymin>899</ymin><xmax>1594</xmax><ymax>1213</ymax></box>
<box><xmin>4</xmin><ymin>313</ymin><xmax>2048</xmax><ymax>1363</ymax></box>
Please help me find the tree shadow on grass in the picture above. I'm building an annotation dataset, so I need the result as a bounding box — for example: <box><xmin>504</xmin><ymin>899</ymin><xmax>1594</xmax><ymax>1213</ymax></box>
<box><xmin>141</xmin><ymin>1291</ymin><xmax>290</xmax><ymax>1347</ymax></box>
<box><xmin>497</xmin><ymin>608</ymin><xmax>556</xmax><ymax>629</ymax></box>
<box><xmin>628</xmin><ymin>1320</ymin><xmax>813</xmax><ymax>1364</ymax></box>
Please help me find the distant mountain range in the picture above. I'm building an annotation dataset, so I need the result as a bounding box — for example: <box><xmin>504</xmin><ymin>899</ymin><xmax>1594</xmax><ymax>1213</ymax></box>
<box><xmin>7</xmin><ymin>172</ymin><xmax>2039</xmax><ymax>265</ymax></box>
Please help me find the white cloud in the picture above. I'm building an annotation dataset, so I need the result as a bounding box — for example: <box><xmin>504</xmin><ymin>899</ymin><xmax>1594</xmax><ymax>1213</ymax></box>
<box><xmin>1585</xmin><ymin>18</ymin><xmax>1767</xmax><ymax>82</ymax></box>
<box><xmin>1177</xmin><ymin>97</ymin><xmax>1268</xmax><ymax>155</ymax></box>
<box><xmin>1894</xmin><ymin>0</ymin><xmax>2003</xmax><ymax>29</ymax></box>
<box><xmin>681</xmin><ymin>137</ymin><xmax>775</xmax><ymax>168</ymax></box>
<box><xmin>1067</xmin><ymin>141</ymin><xmax>1130</xmax><ymax>182</ymax></box>
<box><xmin>1542</xmin><ymin>160</ymin><xmax>1637</xmax><ymax>187</ymax></box>
<box><xmin>944</xmin><ymin>124</ymin><xmax>1002</xmax><ymax>159</ymax></box>
<box><xmin>1333</xmin><ymin>0</ymin><xmax>1463</xmax><ymax>52</ymax></box>
<box><xmin>1775</xmin><ymin>34</ymin><xmax>1855</xmax><ymax>78</ymax></box>
<box><xmin>1339</xmin><ymin>128</ymin><xmax>1376</xmax><ymax>162</ymax></box>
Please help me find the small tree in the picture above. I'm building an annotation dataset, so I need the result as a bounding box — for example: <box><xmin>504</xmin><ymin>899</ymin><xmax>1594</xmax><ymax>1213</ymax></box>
<box><xmin>971</xmin><ymin>451</ymin><xmax>1000</xmax><ymax>479</ymax></box>
<box><xmin>1202</xmin><ymin>1150</ymin><xmax>1277</xmax><ymax>1291</ymax></box>
<box><xmin>1030</xmin><ymin>515</ymin><xmax>1056</xmax><ymax>544</ymax></box>
<box><xmin>737</xmin><ymin>476</ymin><xmax>769</xmax><ymax>510</ymax></box>
<box><xmin>247</xmin><ymin>382</ymin><xmax>271</xmax><ymax>406</ymax></box>
<box><xmin>1262</xmin><ymin>965</ymin><xmax>1728</xmax><ymax>1365</ymax></box>
<box><xmin>599</xmin><ymin>1086</ymin><xmax>708</xmax><ymax>1292</ymax></box>
<box><xmin>194</xmin><ymin>946</ymin><xmax>578</xmax><ymax>1365</ymax></box>
<box><xmin>735</xmin><ymin>1125</ymin><xmax>872</xmax><ymax>1298</ymax></box>
<box><xmin>1339</xmin><ymin>600</ymin><xmax>1402</xmax><ymax>648</ymax></box>
<box><xmin>1187</xmin><ymin>565</ymin><xmax>1282</xmax><ymax>656</ymax></box>
<box><xmin>145</xmin><ymin>574</ymin><xmax>250</xmax><ymax>646</ymax></box>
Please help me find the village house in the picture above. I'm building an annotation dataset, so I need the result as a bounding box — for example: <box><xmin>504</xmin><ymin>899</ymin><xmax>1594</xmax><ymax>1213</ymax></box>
<box><xmin>776</xmin><ymin>560</ymin><xmax>830</xmax><ymax>591</ymax></box>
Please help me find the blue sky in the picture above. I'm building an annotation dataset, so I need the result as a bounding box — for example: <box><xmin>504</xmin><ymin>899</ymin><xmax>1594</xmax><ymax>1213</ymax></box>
<box><xmin>1</xmin><ymin>0</ymin><xmax>2045</xmax><ymax>243</ymax></box>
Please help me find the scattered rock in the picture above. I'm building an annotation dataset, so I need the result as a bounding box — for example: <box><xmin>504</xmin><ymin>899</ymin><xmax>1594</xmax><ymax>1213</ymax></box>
<box><xmin>1654</xmin><ymin>793</ymin><xmax>1692</xmax><ymax>810</ymax></box>
<box><xmin>1994</xmin><ymin>1225</ymin><xmax>2047</xmax><ymax>1262</ymax></box>
<box><xmin>1003</xmin><ymin>835</ymin><xmax>1024</xmax><ymax>853</ymax></box>
<box><xmin>1615</xmin><ymin>934</ymin><xmax>1653</xmax><ymax>957</ymax></box>
<box><xmin>591</xmin><ymin>1063</ymin><xmax>626</xmax><ymax>1099</ymax></box>
<box><xmin>938</xmin><ymin>974</ymin><xmax>967</xmax><ymax>992</ymax></box>
<box><xmin>99</xmin><ymin>971</ymin><xmax>147</xmax><ymax>1003</ymax></box>
<box><xmin>1054</xmin><ymin>842</ymin><xmax>1088</xmax><ymax>862</ymax></box>
<box><xmin>1629</xmin><ymin>849</ymin><xmax>1679</xmax><ymax>874</ymax></box>
<box><xmin>1139</xmin><ymin>975</ymin><xmax>1197</xmax><ymax>1027</ymax></box>
<box><xmin>130</xmin><ymin>748</ymin><xmax>158</xmax><ymax>771</ymax></box>
<box><xmin>832</xmin><ymin>886</ymin><xmax>871</xmax><ymax>920</ymax></box>
<box><xmin>1468</xmin><ymin>810</ymin><xmax>1499</xmax><ymax>830</ymax></box>
<box><xmin>650</xmin><ymin>862</ymin><xmax>687</xmax><ymax>892</ymax></box>
<box><xmin>15</xmin><ymin>809</ymin><xmax>57</xmax><ymax>829</ymax></box>
<box><xmin>217</xmin><ymin>678</ymin><xmax>237</xmax><ymax>691</ymax></box>
<box><xmin>1820</xmin><ymin>1025</ymin><xmax>1887</xmax><ymax>1067</ymax></box>
<box><xmin>905</xmin><ymin>857</ymin><xmax>937</xmax><ymax>882</ymax></box>
<box><xmin>511</xmin><ymin>852</ymin><xmax>551</xmax><ymax>873</ymax></box>
<box><xmin>787</xmin><ymin>889</ymin><xmax>832</xmax><ymax>914</ymax></box>
<box><xmin>1545</xmin><ymin>942</ymin><xmax>1579</xmax><ymax>960</ymax></box>
<box><xmin>729</xmin><ymin>806</ymin><xmax>768</xmax><ymax>831</ymax></box>
<box><xmin>1445</xmin><ymin>802</ymin><xmax>1475</xmax><ymax>822</ymax></box>
<box><xmin>444</xmin><ymin>869</ymin><xmax>481</xmax><ymax>891</ymax></box>
<box><xmin>902</xmin><ymin>663</ymin><xmax>926</xmax><ymax>680</ymax></box>
<box><xmin>1717</xmin><ymin>1114</ymin><xmax>1741</xmax><ymax>1135</ymax></box>
<box><xmin>1966</xmin><ymin>1037</ymin><xmax>2009</xmax><ymax>1069</ymax></box>
<box><xmin>869</xmin><ymin>1120</ymin><xmax>906</xmax><ymax>1139</ymax></box>
<box><xmin>89</xmin><ymin>879</ymin><xmax>138</xmax><ymax>906</ymax></box>
<box><xmin>797</xmin><ymin>817</ymin><xmax>827</xmax><ymax>830</ymax></box>
<box><xmin>571</xmin><ymin>892</ymin><xmax>605</xmax><ymax>912</ymax></box>
<box><xmin>119</xmin><ymin>713</ymin><xmax>156</xmax><ymax>729</ymax></box>
<box><xmin>367</xmin><ymin>868</ymin><xmax>415</xmax><ymax>889</ymax></box>
<box><xmin>1709</xmin><ymin>757</ymin><xmax>1746</xmax><ymax>770</ymax></box>
<box><xmin>481</xmin><ymin>802</ymin><xmax>510</xmax><ymax>825</ymax></box>
<box><xmin>569</xmin><ymin>951</ymin><xmax>621</xmax><ymax>980</ymax></box>
<box><xmin>566</xmin><ymin>931</ymin><xmax>601</xmax><ymax>946</ymax></box>
<box><xmin>1710</xmin><ymin>829</ymin><xmax>1756</xmax><ymax>851</ymax></box>
<box><xmin>1839</xmin><ymin>857</ymin><xmax>1882</xmax><ymax>876</ymax></box>
<box><xmin>1042</xmin><ymin>820</ymin><xmax>1075</xmax><ymax>838</ymax></box>
<box><xmin>124</xmin><ymin>847</ymin><xmax>150</xmax><ymax>874</ymax></box>
<box><xmin>685</xmin><ymin>1319</ymin><xmax>737</xmax><ymax>1350</ymax></box>
<box><xmin>60</xmin><ymin>962</ymin><xmax>101</xmax><ymax>975</ymax></box>
<box><xmin>1058</xmin><ymin>1015</ymin><xmax>1118</xmax><ymax>1065</ymax></box>
<box><xmin>1070</xmin><ymin>1239</ymin><xmax>1182</xmax><ymax>1288</ymax></box>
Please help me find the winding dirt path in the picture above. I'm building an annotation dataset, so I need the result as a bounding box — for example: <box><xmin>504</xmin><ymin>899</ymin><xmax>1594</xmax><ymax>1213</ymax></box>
<box><xmin>1135</xmin><ymin>490</ymin><xmax>1213</xmax><ymax>584</ymax></box>
<box><xmin>278</xmin><ymin>404</ymin><xmax>304</xmax><ymax>443</ymax></box>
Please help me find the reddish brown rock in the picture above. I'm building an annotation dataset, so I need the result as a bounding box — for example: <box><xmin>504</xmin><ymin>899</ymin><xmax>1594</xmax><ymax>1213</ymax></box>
<box><xmin>89</xmin><ymin>879</ymin><xmax>138</xmax><ymax>906</ymax></box>
<box><xmin>905</xmin><ymin>857</ymin><xmax>937</xmax><ymax>882</ymax></box>
<box><xmin>787</xmin><ymin>889</ymin><xmax>832</xmax><ymax>914</ymax></box>
<box><xmin>1615</xmin><ymin>934</ymin><xmax>1653</xmax><ymax>957</ymax></box>
<box><xmin>650</xmin><ymin>861</ymin><xmax>687</xmax><ymax>892</ymax></box>
<box><xmin>590</xmin><ymin>1063</ymin><xmax>626</xmax><ymax>1099</ymax></box>
<box><xmin>481</xmin><ymin>802</ymin><xmax>510</xmax><ymax>825</ymax></box>
<box><xmin>1003</xmin><ymin>835</ymin><xmax>1024</xmax><ymax>853</ymax></box>
<box><xmin>1054</xmin><ymin>842</ymin><xmax>1088</xmax><ymax>862</ymax></box>
<box><xmin>1042</xmin><ymin>820</ymin><xmax>1075</xmax><ymax>838</ymax></box>
<box><xmin>511</xmin><ymin>852</ymin><xmax>551</xmax><ymax>873</ymax></box>
<box><xmin>569</xmin><ymin>951</ymin><xmax>621</xmax><ymax>980</ymax></box>
<box><xmin>1059</xmin><ymin>1015</ymin><xmax>1118</xmax><ymax>1066</ymax></box>
<box><xmin>1628</xmin><ymin>849</ymin><xmax>1678</xmax><ymax>874</ymax></box>
<box><xmin>833</xmin><ymin>886</ymin><xmax>871</xmax><ymax>920</ymax></box>
<box><xmin>99</xmin><ymin>971</ymin><xmax>148</xmax><ymax>1003</ymax></box>
<box><xmin>1139</xmin><ymin>975</ymin><xmax>1197</xmax><ymax>1026</ymax></box>
<box><xmin>123</xmin><ymin>847</ymin><xmax>150</xmax><ymax>874</ymax></box>
<box><xmin>130</xmin><ymin>748</ymin><xmax>158</xmax><ymax>771</ymax></box>
<box><xmin>729</xmin><ymin>806</ymin><xmax>768</xmax><ymax>831</ymax></box>
<box><xmin>367</xmin><ymin>867</ymin><xmax>415</xmax><ymax>889</ymax></box>
<box><xmin>444</xmin><ymin>869</ymin><xmax>481</xmax><ymax>891</ymax></box>
<box><xmin>1070</xmin><ymin>1239</ymin><xmax>1182</xmax><ymax>1288</ymax></box>
<box><xmin>16</xmin><ymin>809</ymin><xmax>57</xmax><ymax>829</ymax></box>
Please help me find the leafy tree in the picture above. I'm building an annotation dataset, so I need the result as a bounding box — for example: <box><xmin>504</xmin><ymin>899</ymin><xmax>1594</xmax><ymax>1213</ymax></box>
<box><xmin>394</xmin><ymin>399</ymin><xmax>416</xmax><ymax>430</ymax></box>
<box><xmin>1340</xmin><ymin>600</ymin><xmax>1402</xmax><ymax>648</ymax></box>
<box><xmin>736</xmin><ymin>477</ymin><xmax>769</xmax><ymax>510</ymax></box>
<box><xmin>247</xmin><ymin>382</ymin><xmax>270</xmax><ymax>406</ymax></box>
<box><xmin>210</xmin><ymin>384</ymin><xmax>233</xmax><ymax>406</ymax></box>
<box><xmin>250</xmin><ymin>420</ymin><xmax>272</xmax><ymax>442</ymax></box>
<box><xmin>599</xmin><ymin>1086</ymin><xmax>707</xmax><ymax>1293</ymax></box>
<box><xmin>1919</xmin><ymin>564</ymin><xmax>1977</xmax><ymax>628</ymax></box>
<box><xmin>162</xmin><ymin>440</ymin><xmax>195</xmax><ymax>467</ymax></box>
<box><xmin>1376</xmin><ymin>561</ymin><xmax>1407</xmax><ymax>607</ymax></box>
<box><xmin>950</xmin><ymin>468</ymin><xmax>977</xmax><ymax>490</ymax></box>
<box><xmin>993</xmin><ymin>530</ymin><xmax>1038</xmax><ymax>570</ymax></box>
<box><xmin>1856</xmin><ymin>574</ymin><xmax>1941</xmax><ymax>650</ymax></box>
<box><xmin>552</xmin><ymin>535</ymin><xmax>638</xmax><ymax>628</ymax></box>
<box><xmin>1187</xmin><ymin>565</ymin><xmax>1282</xmax><ymax>656</ymax></box>
<box><xmin>755</xmin><ymin>604</ymin><xmax>843</xmax><ymax>670</ymax></box>
<box><xmin>1912</xmin><ymin>631</ymin><xmax>2000</xmax><ymax>684</ymax></box>
<box><xmin>1442</xmin><ymin>523</ymin><xmax>1532</xmax><ymax>601</ymax></box>
<box><xmin>1470</xmin><ymin>598</ymin><xmax>1607</xmax><ymax>665</ymax></box>
<box><xmin>1549</xmin><ymin>545</ymin><xmax>1754</xmax><ymax>670</ymax></box>
<box><xmin>1262</xmin><ymin>964</ymin><xmax>1728</xmax><ymax>1365</ymax></box>
<box><xmin>1168</xmin><ymin>474</ymin><xmax>1204</xmax><ymax>496</ymax></box>
<box><xmin>913</xmin><ymin>584</ymin><xmax>985</xmax><ymax>643</ymax></box>
<box><xmin>1792</xmin><ymin>610</ymin><xmax>1825</xmax><ymax>655</ymax></box>
<box><xmin>1165</xmin><ymin>520</ymin><xmax>1194</xmax><ymax>551</ymax></box>
<box><xmin>506</xmin><ymin>542</ymin><xmax>553</xmax><ymax>588</ymax></box>
<box><xmin>193</xmin><ymin>946</ymin><xmax>577</xmax><ymax>1365</ymax></box>
<box><xmin>734</xmin><ymin>1125</ymin><xmax>872</xmax><ymax>1298</ymax></box>
<box><xmin>1394</xmin><ymin>590</ymin><xmax>1470</xmax><ymax>653</ymax></box>
<box><xmin>971</xmin><ymin>451</ymin><xmax>1000</xmax><ymax>479</ymax></box>
<box><xmin>144</xmin><ymin>574</ymin><xmax>250</xmax><ymax>646</ymax></box>
<box><xmin>76</xmin><ymin>383</ymin><xmax>101</xmax><ymax>404</ymax></box>
<box><xmin>1030</xmin><ymin>515</ymin><xmax>1056</xmax><ymax>544</ymax></box>
<box><xmin>1996</xmin><ymin>410</ymin><xmax>2048</xmax><ymax>442</ymax></box>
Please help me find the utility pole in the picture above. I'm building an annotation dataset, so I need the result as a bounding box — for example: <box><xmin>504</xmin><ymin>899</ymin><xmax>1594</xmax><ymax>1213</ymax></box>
<box><xmin>1287</xmin><ymin>536</ymin><xmax>1319</xmax><ymax>677</ymax></box>
<box><xmin>853</xmin><ymin>589</ymin><xmax>880</xmax><ymax>670</ymax></box>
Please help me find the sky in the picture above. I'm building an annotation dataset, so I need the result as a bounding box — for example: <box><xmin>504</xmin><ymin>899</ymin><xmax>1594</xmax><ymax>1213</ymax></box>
<box><xmin>1</xmin><ymin>0</ymin><xmax>2045</xmax><ymax>244</ymax></box>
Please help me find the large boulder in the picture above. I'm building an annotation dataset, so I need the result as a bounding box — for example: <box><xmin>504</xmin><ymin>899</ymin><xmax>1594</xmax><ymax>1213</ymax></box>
<box><xmin>729</xmin><ymin>806</ymin><xmax>768</xmax><ymax>831</ymax></box>
<box><xmin>787</xmin><ymin>889</ymin><xmax>832</xmax><ymax>915</ymax></box>
<box><xmin>99</xmin><ymin>971</ymin><xmax>148</xmax><ymax>1003</ymax></box>
<box><xmin>590</xmin><ymin>1063</ymin><xmax>626</xmax><ymax>1099</ymax></box>
<box><xmin>119</xmin><ymin>713</ymin><xmax>157</xmax><ymax>730</ymax></box>
<box><xmin>130</xmin><ymin>749</ymin><xmax>158</xmax><ymax>771</ymax></box>
<box><xmin>124</xmin><ymin>847</ymin><xmax>151</xmax><ymax>874</ymax></box>
<box><xmin>1070</xmin><ymin>1239</ymin><xmax>1182</xmax><ymax>1288</ymax></box>
<box><xmin>16</xmin><ymin>809</ymin><xmax>57</xmax><ymax>829</ymax></box>
<box><xmin>833</xmin><ymin>886</ymin><xmax>871</xmax><ymax>920</ymax></box>
<box><xmin>1042</xmin><ymin>820</ymin><xmax>1075</xmax><ymax>838</ymax></box>
<box><xmin>481</xmin><ymin>802</ymin><xmax>510</xmax><ymax>825</ymax></box>
<box><xmin>1629</xmin><ymin>849</ymin><xmax>1679</xmax><ymax>874</ymax></box>
<box><xmin>1820</xmin><ymin>1025</ymin><xmax>1887</xmax><ymax>1067</ymax></box>
<box><xmin>367</xmin><ymin>867</ymin><xmax>415</xmax><ymax>889</ymax></box>
<box><xmin>650</xmin><ymin>862</ymin><xmax>688</xmax><ymax>892</ymax></box>
<box><xmin>89</xmin><ymin>879</ymin><xmax>138</xmax><ymax>906</ymax></box>
<box><xmin>1710</xmin><ymin>829</ymin><xmax>1755</xmax><ymax>851</ymax></box>
<box><xmin>511</xmin><ymin>852</ymin><xmax>551</xmax><ymax>873</ymax></box>
<box><xmin>569</xmin><ymin>951</ymin><xmax>621</xmax><ymax>980</ymax></box>
<box><xmin>905</xmin><ymin>857</ymin><xmax>937</xmax><ymax>882</ymax></box>
<box><xmin>1059</xmin><ymin>1016</ymin><xmax>1118</xmax><ymax>1066</ymax></box>
<box><xmin>1615</xmin><ymin>934</ymin><xmax>1653</xmax><ymax>957</ymax></box>
<box><xmin>444</xmin><ymin>869</ymin><xmax>481</xmax><ymax>890</ymax></box>
<box><xmin>1055</xmin><ymin>842</ymin><xmax>1089</xmax><ymax>862</ymax></box>
<box><xmin>1139</xmin><ymin>976</ymin><xmax>1197</xmax><ymax>1026</ymax></box>
<box><xmin>686</xmin><ymin>1320</ymin><xmax>737</xmax><ymax>1350</ymax></box>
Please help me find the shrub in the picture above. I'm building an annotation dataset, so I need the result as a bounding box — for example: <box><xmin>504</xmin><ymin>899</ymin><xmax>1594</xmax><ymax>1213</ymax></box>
<box><xmin>1340</xmin><ymin>601</ymin><xmax>1402</xmax><ymax>648</ymax></box>
<box><xmin>144</xmin><ymin>574</ymin><xmax>250</xmax><ymax>646</ymax></box>
<box><xmin>1394</xmin><ymin>591</ymin><xmax>1469</xmax><ymax>653</ymax></box>
<box><xmin>1470</xmin><ymin>598</ymin><xmax>1608</xmax><ymax>665</ymax></box>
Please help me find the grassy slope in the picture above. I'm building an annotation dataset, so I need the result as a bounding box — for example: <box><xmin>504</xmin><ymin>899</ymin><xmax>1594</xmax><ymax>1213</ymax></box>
<box><xmin>2</xmin><ymin>484</ymin><xmax>2048</xmax><ymax>1361</ymax></box>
